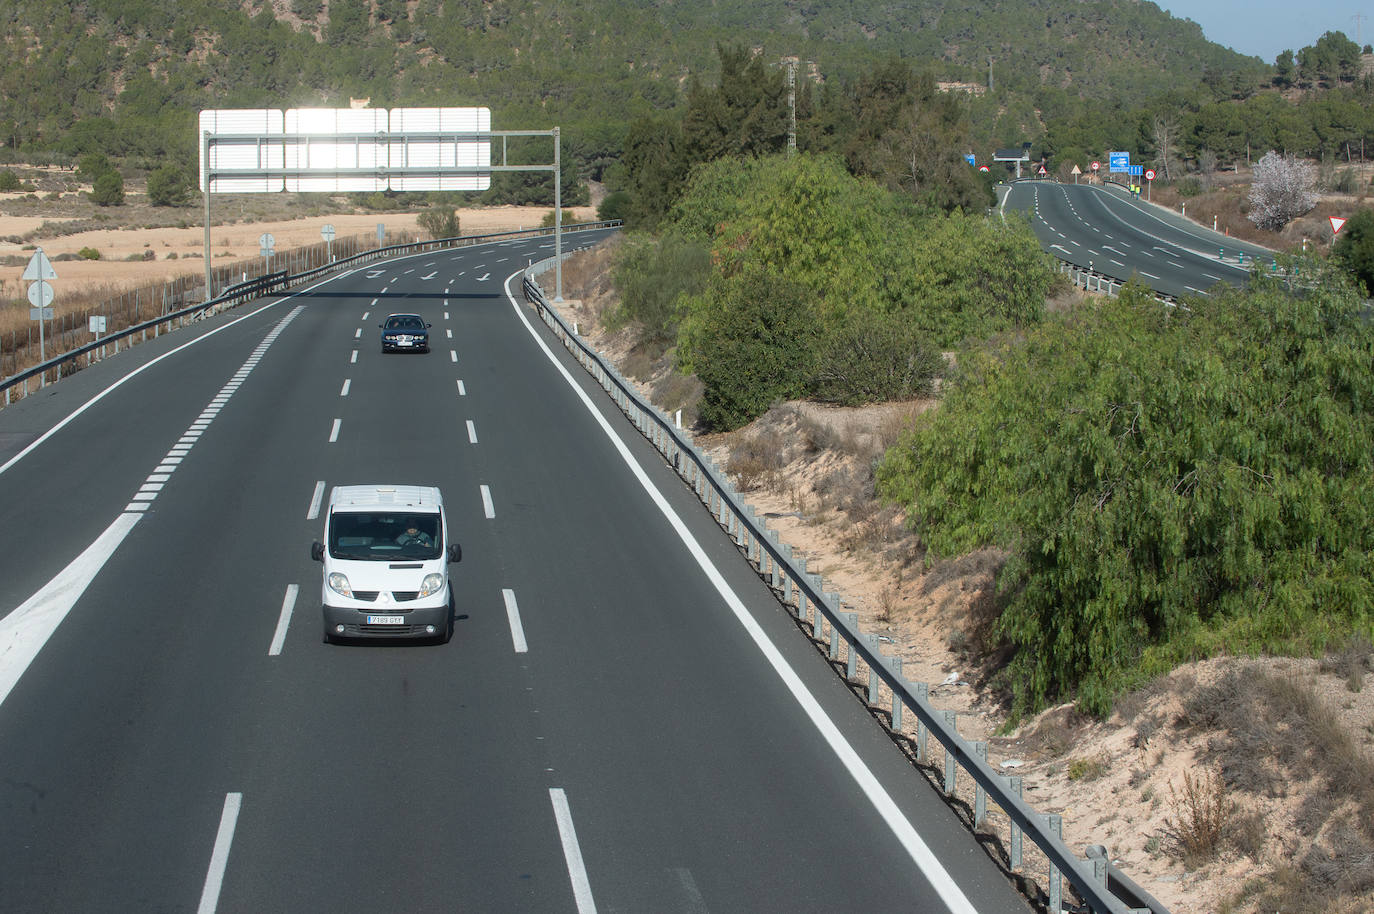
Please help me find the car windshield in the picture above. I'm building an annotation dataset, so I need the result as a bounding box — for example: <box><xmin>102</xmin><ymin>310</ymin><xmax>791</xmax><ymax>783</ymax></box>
<box><xmin>328</xmin><ymin>511</ymin><xmax>441</xmax><ymax>560</ymax></box>
<box><xmin>384</xmin><ymin>316</ymin><xmax>425</xmax><ymax>331</ymax></box>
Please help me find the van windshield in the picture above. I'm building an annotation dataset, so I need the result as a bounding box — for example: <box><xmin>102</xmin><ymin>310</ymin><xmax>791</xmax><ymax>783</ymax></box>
<box><xmin>328</xmin><ymin>511</ymin><xmax>442</xmax><ymax>560</ymax></box>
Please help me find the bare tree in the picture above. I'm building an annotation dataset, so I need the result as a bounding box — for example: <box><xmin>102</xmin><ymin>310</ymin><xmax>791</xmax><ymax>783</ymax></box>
<box><xmin>1247</xmin><ymin>151</ymin><xmax>1317</xmax><ymax>231</ymax></box>
<box><xmin>1152</xmin><ymin>116</ymin><xmax>1180</xmax><ymax>181</ymax></box>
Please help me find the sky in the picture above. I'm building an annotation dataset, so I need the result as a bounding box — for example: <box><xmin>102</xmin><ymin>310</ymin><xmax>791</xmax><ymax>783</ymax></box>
<box><xmin>1154</xmin><ymin>0</ymin><xmax>1373</xmax><ymax>62</ymax></box>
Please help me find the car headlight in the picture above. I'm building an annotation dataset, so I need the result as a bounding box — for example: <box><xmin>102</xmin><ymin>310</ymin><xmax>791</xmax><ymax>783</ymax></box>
<box><xmin>327</xmin><ymin>572</ymin><xmax>353</xmax><ymax>597</ymax></box>
<box><xmin>418</xmin><ymin>573</ymin><xmax>444</xmax><ymax>598</ymax></box>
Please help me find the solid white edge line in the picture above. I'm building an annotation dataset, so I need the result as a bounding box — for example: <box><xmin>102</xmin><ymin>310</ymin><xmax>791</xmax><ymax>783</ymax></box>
<box><xmin>466</xmin><ymin>420</ymin><xmax>477</xmax><ymax>444</ymax></box>
<box><xmin>502</xmin><ymin>271</ymin><xmax>980</xmax><ymax>914</ymax></box>
<box><xmin>550</xmin><ymin>788</ymin><xmax>597</xmax><ymax>914</ymax></box>
<box><xmin>196</xmin><ymin>792</ymin><xmax>243</xmax><ymax>914</ymax></box>
<box><xmin>502</xmin><ymin>588</ymin><xmax>528</xmax><ymax>653</ymax></box>
<box><xmin>0</xmin><ymin>513</ymin><xmax>142</xmax><ymax>708</ymax></box>
<box><xmin>307</xmin><ymin>481</ymin><xmax>326</xmax><ymax>520</ymax></box>
<box><xmin>268</xmin><ymin>584</ymin><xmax>298</xmax><ymax>656</ymax></box>
<box><xmin>480</xmin><ymin>484</ymin><xmax>495</xmax><ymax>519</ymax></box>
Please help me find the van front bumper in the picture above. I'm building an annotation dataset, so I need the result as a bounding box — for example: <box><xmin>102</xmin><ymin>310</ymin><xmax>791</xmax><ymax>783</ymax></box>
<box><xmin>323</xmin><ymin>602</ymin><xmax>450</xmax><ymax>640</ymax></box>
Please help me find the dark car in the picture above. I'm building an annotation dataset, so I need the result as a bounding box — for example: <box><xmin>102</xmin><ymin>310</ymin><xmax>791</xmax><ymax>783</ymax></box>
<box><xmin>379</xmin><ymin>313</ymin><xmax>431</xmax><ymax>353</ymax></box>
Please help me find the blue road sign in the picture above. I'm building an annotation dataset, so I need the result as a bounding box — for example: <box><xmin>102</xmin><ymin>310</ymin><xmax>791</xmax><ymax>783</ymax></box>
<box><xmin>1108</xmin><ymin>151</ymin><xmax>1130</xmax><ymax>173</ymax></box>
<box><xmin>1128</xmin><ymin>165</ymin><xmax>1143</xmax><ymax>176</ymax></box>
<box><xmin>965</xmin><ymin>154</ymin><xmax>976</xmax><ymax>166</ymax></box>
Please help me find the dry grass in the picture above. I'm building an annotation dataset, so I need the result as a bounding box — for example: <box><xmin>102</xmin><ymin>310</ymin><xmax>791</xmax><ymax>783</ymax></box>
<box><xmin>1163</xmin><ymin>768</ymin><xmax>1231</xmax><ymax>868</ymax></box>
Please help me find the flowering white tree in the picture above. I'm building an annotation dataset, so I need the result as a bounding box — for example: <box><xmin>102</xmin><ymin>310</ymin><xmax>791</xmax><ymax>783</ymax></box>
<box><xmin>1247</xmin><ymin>151</ymin><xmax>1317</xmax><ymax>231</ymax></box>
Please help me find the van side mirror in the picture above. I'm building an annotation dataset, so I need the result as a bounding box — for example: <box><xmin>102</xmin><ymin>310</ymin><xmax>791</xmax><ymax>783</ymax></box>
<box><xmin>426</xmin><ymin>322</ymin><xmax>433</xmax><ymax>328</ymax></box>
<box><xmin>447</xmin><ymin>543</ymin><xmax>462</xmax><ymax>563</ymax></box>
<box><xmin>311</xmin><ymin>542</ymin><xmax>324</xmax><ymax>562</ymax></box>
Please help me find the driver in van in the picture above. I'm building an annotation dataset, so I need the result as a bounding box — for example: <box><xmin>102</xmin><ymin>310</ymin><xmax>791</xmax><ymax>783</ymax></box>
<box><xmin>396</xmin><ymin>519</ymin><xmax>434</xmax><ymax>548</ymax></box>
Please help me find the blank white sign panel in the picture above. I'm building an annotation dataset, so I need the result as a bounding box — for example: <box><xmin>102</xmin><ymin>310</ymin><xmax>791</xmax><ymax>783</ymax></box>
<box><xmin>284</xmin><ymin>108</ymin><xmax>389</xmax><ymax>192</ymax></box>
<box><xmin>388</xmin><ymin>107</ymin><xmax>491</xmax><ymax>191</ymax></box>
<box><xmin>199</xmin><ymin>109</ymin><xmax>284</xmax><ymax>192</ymax></box>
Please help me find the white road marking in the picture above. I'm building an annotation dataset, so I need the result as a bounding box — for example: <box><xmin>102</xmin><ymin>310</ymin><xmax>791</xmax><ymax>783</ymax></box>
<box><xmin>421</xmin><ymin>272</ymin><xmax>437</xmax><ymax>280</ymax></box>
<box><xmin>456</xmin><ymin>380</ymin><xmax>466</xmax><ymax>396</ymax></box>
<box><xmin>196</xmin><ymin>792</ymin><xmax>242</xmax><ymax>914</ymax></box>
<box><xmin>340</xmin><ymin>379</ymin><xmax>351</xmax><ymax>397</ymax></box>
<box><xmin>476</xmin><ymin>273</ymin><xmax>490</xmax><ymax>281</ymax></box>
<box><xmin>1111</xmin><ymin>259</ymin><xmax>1125</xmax><ymax>267</ymax></box>
<box><xmin>329</xmin><ymin>419</ymin><xmax>341</xmax><ymax>443</ymax></box>
<box><xmin>353</xmin><ymin>328</ymin><xmax>361</xmax><ymax>339</ymax></box>
<box><xmin>370</xmin><ymin>298</ymin><xmax>378</xmax><ymax>307</ymax></box>
<box><xmin>480</xmin><ymin>484</ymin><xmax>495</xmax><ymax>518</ymax></box>
<box><xmin>450</xmin><ymin>350</ymin><xmax>457</xmax><ymax>363</ymax></box>
<box><xmin>350</xmin><ymin>350</ymin><xmax>358</xmax><ymax>364</ymax></box>
<box><xmin>550</xmin><ymin>788</ymin><xmax>596</xmax><ymax>913</ymax></box>
<box><xmin>307</xmin><ymin>481</ymin><xmax>326</xmax><ymax>520</ymax></box>
<box><xmin>1139</xmin><ymin>271</ymin><xmax>1160</xmax><ymax>280</ymax></box>
<box><xmin>503</xmin><ymin>589</ymin><xmax>528</xmax><ymax>654</ymax></box>
<box><xmin>444</xmin><ymin>310</ymin><xmax>450</xmax><ymax>319</ymax></box>
<box><xmin>466</xmin><ymin>420</ymin><xmax>477</xmax><ymax>444</ymax></box>
<box><xmin>269</xmin><ymin>585</ymin><xmax>297</xmax><ymax>656</ymax></box>
<box><xmin>362</xmin><ymin>311</ymin><xmax>370</xmax><ymax>320</ymax></box>
<box><xmin>0</xmin><ymin>296</ymin><xmax>300</xmax><ymax>479</ymax></box>
<box><xmin>446</xmin><ymin>329</ymin><xmax>453</xmax><ymax>339</ymax></box>
<box><xmin>503</xmin><ymin>270</ymin><xmax>981</xmax><ymax>914</ymax></box>
<box><xmin>0</xmin><ymin>513</ymin><xmax>141</xmax><ymax>707</ymax></box>
<box><xmin>381</xmin><ymin>286</ymin><xmax>389</xmax><ymax>293</ymax></box>
<box><xmin>1203</xmin><ymin>272</ymin><xmax>1221</xmax><ymax>281</ymax></box>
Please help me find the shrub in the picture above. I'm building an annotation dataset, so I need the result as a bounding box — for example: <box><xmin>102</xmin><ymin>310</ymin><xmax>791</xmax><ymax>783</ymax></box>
<box><xmin>540</xmin><ymin>209</ymin><xmax>578</xmax><ymax>227</ymax></box>
<box><xmin>1333</xmin><ymin>207</ymin><xmax>1374</xmax><ymax>295</ymax></box>
<box><xmin>1176</xmin><ymin>177</ymin><xmax>1202</xmax><ymax>197</ymax></box>
<box><xmin>811</xmin><ymin>308</ymin><xmax>942</xmax><ymax>405</ymax></box>
<box><xmin>417</xmin><ymin>208</ymin><xmax>460</xmax><ymax>240</ymax></box>
<box><xmin>91</xmin><ymin>171</ymin><xmax>124</xmax><ymax>206</ymax></box>
<box><xmin>597</xmin><ymin>190</ymin><xmax>631</xmax><ymax>223</ymax></box>
<box><xmin>147</xmin><ymin>165</ymin><xmax>192</xmax><ymax>206</ymax></box>
<box><xmin>878</xmin><ymin>273</ymin><xmax>1374</xmax><ymax>718</ymax></box>
<box><xmin>609</xmin><ymin>231</ymin><xmax>709</xmax><ymax>342</ymax></box>
<box><xmin>77</xmin><ymin>247</ymin><xmax>101</xmax><ymax>260</ymax></box>
<box><xmin>679</xmin><ymin>264</ymin><xmax>820</xmax><ymax>431</ymax></box>
<box><xmin>1164</xmin><ymin>769</ymin><xmax>1231</xmax><ymax>868</ymax></box>
<box><xmin>0</xmin><ymin>169</ymin><xmax>18</xmax><ymax>191</ymax></box>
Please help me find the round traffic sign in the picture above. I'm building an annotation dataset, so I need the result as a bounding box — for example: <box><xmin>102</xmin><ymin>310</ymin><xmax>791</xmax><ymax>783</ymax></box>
<box><xmin>1145</xmin><ymin>169</ymin><xmax>1156</xmax><ymax>181</ymax></box>
<box><xmin>259</xmin><ymin>232</ymin><xmax>275</xmax><ymax>248</ymax></box>
<box><xmin>978</xmin><ymin>165</ymin><xmax>990</xmax><ymax>172</ymax></box>
<box><xmin>27</xmin><ymin>280</ymin><xmax>54</xmax><ymax>308</ymax></box>
<box><xmin>1091</xmin><ymin>161</ymin><xmax>1100</xmax><ymax>171</ymax></box>
<box><xmin>321</xmin><ymin>224</ymin><xmax>336</xmax><ymax>242</ymax></box>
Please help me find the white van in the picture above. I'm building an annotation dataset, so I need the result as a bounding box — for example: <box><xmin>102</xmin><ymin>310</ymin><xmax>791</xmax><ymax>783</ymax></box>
<box><xmin>311</xmin><ymin>485</ymin><xmax>462</xmax><ymax>643</ymax></box>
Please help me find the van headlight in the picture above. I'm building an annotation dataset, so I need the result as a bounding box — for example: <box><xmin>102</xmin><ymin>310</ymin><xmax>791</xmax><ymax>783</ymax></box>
<box><xmin>418</xmin><ymin>573</ymin><xmax>444</xmax><ymax>598</ymax></box>
<box><xmin>327</xmin><ymin>573</ymin><xmax>353</xmax><ymax>597</ymax></box>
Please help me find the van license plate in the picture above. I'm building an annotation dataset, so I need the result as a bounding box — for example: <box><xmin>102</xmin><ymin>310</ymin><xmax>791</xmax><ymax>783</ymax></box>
<box><xmin>367</xmin><ymin>615</ymin><xmax>405</xmax><ymax>625</ymax></box>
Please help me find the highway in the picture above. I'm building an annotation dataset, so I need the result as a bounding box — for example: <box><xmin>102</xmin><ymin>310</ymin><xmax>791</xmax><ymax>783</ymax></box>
<box><xmin>1003</xmin><ymin>180</ymin><xmax>1275</xmax><ymax>299</ymax></box>
<box><xmin>0</xmin><ymin>230</ymin><xmax>1030</xmax><ymax>913</ymax></box>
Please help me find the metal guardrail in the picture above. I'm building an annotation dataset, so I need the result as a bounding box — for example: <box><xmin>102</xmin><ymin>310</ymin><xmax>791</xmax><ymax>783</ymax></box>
<box><xmin>522</xmin><ymin>260</ymin><xmax>1162</xmax><ymax>914</ymax></box>
<box><xmin>0</xmin><ymin>220</ymin><xmax>621</xmax><ymax>406</ymax></box>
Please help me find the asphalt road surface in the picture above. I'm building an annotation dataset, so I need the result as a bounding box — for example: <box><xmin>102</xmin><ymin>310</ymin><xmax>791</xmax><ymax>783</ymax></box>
<box><xmin>0</xmin><ymin>229</ymin><xmax>1031</xmax><ymax>913</ymax></box>
<box><xmin>1003</xmin><ymin>180</ymin><xmax>1276</xmax><ymax>299</ymax></box>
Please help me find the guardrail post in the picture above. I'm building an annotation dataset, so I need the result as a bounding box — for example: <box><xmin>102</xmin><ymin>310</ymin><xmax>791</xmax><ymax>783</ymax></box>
<box><xmin>974</xmin><ymin>742</ymin><xmax>988</xmax><ymax>827</ymax></box>
<box><xmin>767</xmin><ymin>530</ymin><xmax>781</xmax><ymax>586</ymax></box>
<box><xmin>913</xmin><ymin>681</ymin><xmax>929</xmax><ymax>762</ymax></box>
<box><xmin>943</xmin><ymin>711</ymin><xmax>958</xmax><ymax>794</ymax></box>
<box><xmin>1045</xmin><ymin>814</ymin><xmax>1063</xmax><ymax>913</ymax></box>
<box><xmin>890</xmin><ymin>659</ymin><xmax>903</xmax><ymax>730</ymax></box>
<box><xmin>1093</xmin><ymin>854</ymin><xmax>1108</xmax><ymax>890</ymax></box>
<box><xmin>865</xmin><ymin>635</ymin><xmax>881</xmax><ymax>704</ymax></box>
<box><xmin>1006</xmin><ymin>776</ymin><xmax>1023</xmax><ymax>869</ymax></box>
<box><xmin>780</xmin><ymin>544</ymin><xmax>793</xmax><ymax>605</ymax></box>
<box><xmin>843</xmin><ymin>612</ymin><xmax>859</xmax><ymax>679</ymax></box>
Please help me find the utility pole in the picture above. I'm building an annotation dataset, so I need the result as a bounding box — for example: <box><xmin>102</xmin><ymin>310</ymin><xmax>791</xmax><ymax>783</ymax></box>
<box><xmin>988</xmin><ymin>56</ymin><xmax>994</xmax><ymax>92</ymax></box>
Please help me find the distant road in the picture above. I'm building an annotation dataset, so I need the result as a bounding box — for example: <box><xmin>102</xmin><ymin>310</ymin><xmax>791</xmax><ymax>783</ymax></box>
<box><xmin>1002</xmin><ymin>181</ymin><xmax>1277</xmax><ymax>299</ymax></box>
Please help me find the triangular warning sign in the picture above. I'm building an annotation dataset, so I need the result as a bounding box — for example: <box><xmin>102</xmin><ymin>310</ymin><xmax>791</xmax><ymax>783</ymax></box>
<box><xmin>1037</xmin><ymin>165</ymin><xmax>1047</xmax><ymax>175</ymax></box>
<box><xmin>1330</xmin><ymin>216</ymin><xmax>1347</xmax><ymax>235</ymax></box>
